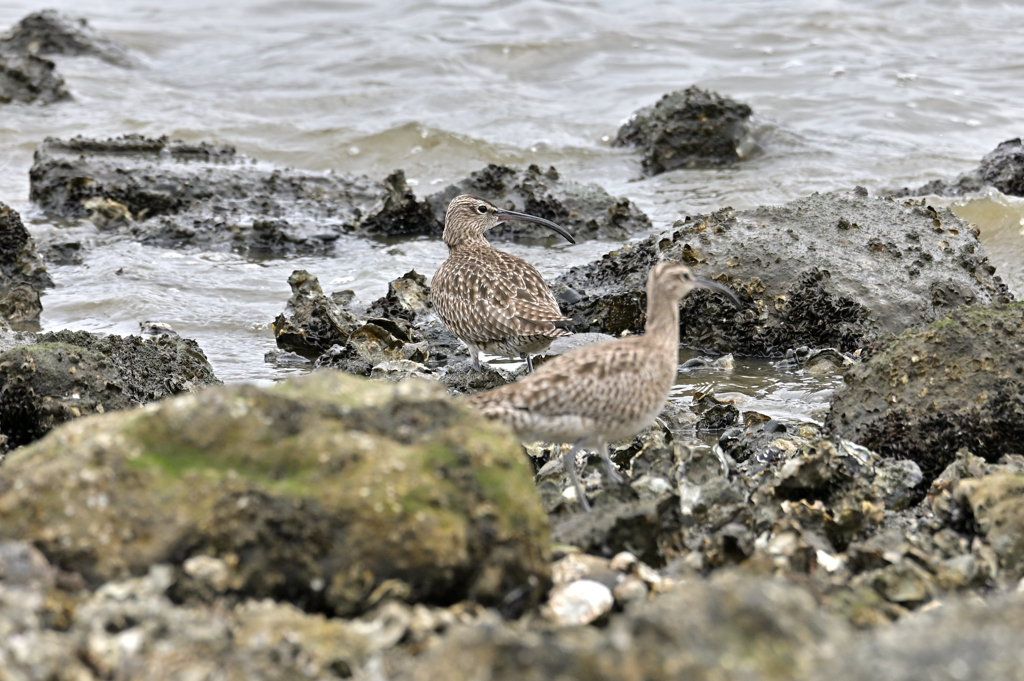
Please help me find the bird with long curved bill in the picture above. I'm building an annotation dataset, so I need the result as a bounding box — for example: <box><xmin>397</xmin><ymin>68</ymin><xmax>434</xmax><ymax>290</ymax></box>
<box><xmin>468</xmin><ymin>261</ymin><xmax>741</xmax><ymax>512</ymax></box>
<box><xmin>431</xmin><ymin>194</ymin><xmax>576</xmax><ymax>373</ymax></box>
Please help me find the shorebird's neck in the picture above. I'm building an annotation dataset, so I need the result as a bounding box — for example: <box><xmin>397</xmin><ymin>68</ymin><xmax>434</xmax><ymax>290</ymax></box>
<box><xmin>642</xmin><ymin>289</ymin><xmax>681</xmax><ymax>352</ymax></box>
<box><xmin>444</xmin><ymin>232</ymin><xmax>490</xmax><ymax>252</ymax></box>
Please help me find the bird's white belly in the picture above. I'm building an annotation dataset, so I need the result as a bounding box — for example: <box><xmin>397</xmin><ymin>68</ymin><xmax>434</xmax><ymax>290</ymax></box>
<box><xmin>515</xmin><ymin>406</ymin><xmax>662</xmax><ymax>446</ymax></box>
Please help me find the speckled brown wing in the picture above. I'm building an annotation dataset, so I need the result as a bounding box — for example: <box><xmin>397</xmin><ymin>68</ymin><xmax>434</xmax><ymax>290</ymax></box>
<box><xmin>468</xmin><ymin>336</ymin><xmax>677</xmax><ymax>442</ymax></box>
<box><xmin>431</xmin><ymin>247</ymin><xmax>571</xmax><ymax>347</ymax></box>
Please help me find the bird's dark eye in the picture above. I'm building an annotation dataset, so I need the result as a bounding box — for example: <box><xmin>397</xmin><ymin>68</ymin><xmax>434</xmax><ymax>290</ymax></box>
<box><xmin>477</xmin><ymin>205</ymin><xmax>488</xmax><ymax>214</ymax></box>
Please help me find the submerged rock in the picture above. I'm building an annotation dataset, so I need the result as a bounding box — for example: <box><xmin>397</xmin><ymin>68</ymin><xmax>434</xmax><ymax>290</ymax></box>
<box><xmin>0</xmin><ymin>328</ymin><xmax>220</xmax><ymax>450</ymax></box>
<box><xmin>0</xmin><ymin>10</ymin><xmax>134</xmax><ymax>67</ymax></box>
<box><xmin>555</xmin><ymin>189</ymin><xmax>1012</xmax><ymax>356</ymax></box>
<box><xmin>891</xmin><ymin>137</ymin><xmax>1024</xmax><ymax>198</ymax></box>
<box><xmin>826</xmin><ymin>303</ymin><xmax>1024</xmax><ymax>483</ymax></box>
<box><xmin>0</xmin><ymin>373</ymin><xmax>551</xmax><ymax>617</ymax></box>
<box><xmin>613</xmin><ymin>87</ymin><xmax>756</xmax><ymax>175</ymax></box>
<box><xmin>0</xmin><ymin>50</ymin><xmax>70</xmax><ymax>105</ymax></box>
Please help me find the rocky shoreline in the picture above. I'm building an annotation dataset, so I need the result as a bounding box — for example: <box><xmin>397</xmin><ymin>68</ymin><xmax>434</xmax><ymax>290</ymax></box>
<box><xmin>3</xmin><ymin>9</ymin><xmax>1024</xmax><ymax>681</ymax></box>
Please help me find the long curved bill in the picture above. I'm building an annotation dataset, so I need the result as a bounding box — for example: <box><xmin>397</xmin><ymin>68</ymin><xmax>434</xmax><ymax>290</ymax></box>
<box><xmin>693</xmin><ymin>278</ymin><xmax>742</xmax><ymax>308</ymax></box>
<box><xmin>495</xmin><ymin>208</ymin><xmax>576</xmax><ymax>245</ymax></box>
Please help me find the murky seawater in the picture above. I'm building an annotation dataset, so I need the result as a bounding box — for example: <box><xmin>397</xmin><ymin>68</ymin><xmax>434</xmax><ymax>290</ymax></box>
<box><xmin>1</xmin><ymin>0</ymin><xmax>1022</xmax><ymax>422</ymax></box>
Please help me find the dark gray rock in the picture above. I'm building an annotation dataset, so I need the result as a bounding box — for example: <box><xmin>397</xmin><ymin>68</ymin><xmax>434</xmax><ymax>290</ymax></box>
<box><xmin>826</xmin><ymin>302</ymin><xmax>1024</xmax><ymax>483</ymax></box>
<box><xmin>0</xmin><ymin>202</ymin><xmax>52</xmax><ymax>292</ymax></box>
<box><xmin>0</xmin><ymin>10</ymin><xmax>134</xmax><ymax>66</ymax></box>
<box><xmin>29</xmin><ymin>135</ymin><xmax>388</xmax><ymax>256</ymax></box>
<box><xmin>691</xmin><ymin>389</ymin><xmax>740</xmax><ymax>431</ymax></box>
<box><xmin>0</xmin><ymin>328</ymin><xmax>220</xmax><ymax>450</ymax></box>
<box><xmin>555</xmin><ymin>190</ymin><xmax>1013</xmax><ymax>356</ymax></box>
<box><xmin>30</xmin><ymin>137</ymin><xmax>652</xmax><ymax>254</ymax></box>
<box><xmin>274</xmin><ymin>269</ymin><xmax>518</xmax><ymax>392</ymax></box>
<box><xmin>42</xmin><ymin>240</ymin><xmax>83</xmax><ymax>266</ymax></box>
<box><xmin>0</xmin><ymin>202</ymin><xmax>53</xmax><ymax>328</ymax></box>
<box><xmin>612</xmin><ymin>87</ymin><xmax>756</xmax><ymax>175</ymax></box>
<box><xmin>0</xmin><ymin>50</ymin><xmax>69</xmax><ymax>105</ymax></box>
<box><xmin>891</xmin><ymin>137</ymin><xmax>1024</xmax><ymax>198</ymax></box>
<box><xmin>359</xmin><ymin>163</ymin><xmax>652</xmax><ymax>243</ymax></box>
<box><xmin>420</xmin><ymin>163</ymin><xmax>652</xmax><ymax>242</ymax></box>
<box><xmin>272</xmin><ymin>270</ymin><xmax>362</xmax><ymax>360</ymax></box>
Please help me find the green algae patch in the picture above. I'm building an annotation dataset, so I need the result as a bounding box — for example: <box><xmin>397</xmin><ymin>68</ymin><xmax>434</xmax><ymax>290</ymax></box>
<box><xmin>0</xmin><ymin>372</ymin><xmax>550</xmax><ymax>617</ymax></box>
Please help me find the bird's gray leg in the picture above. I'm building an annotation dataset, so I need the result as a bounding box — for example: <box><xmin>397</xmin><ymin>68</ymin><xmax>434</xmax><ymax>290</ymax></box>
<box><xmin>562</xmin><ymin>440</ymin><xmax>592</xmax><ymax>512</ymax></box>
<box><xmin>598</xmin><ymin>439</ymin><xmax>625</xmax><ymax>485</ymax></box>
<box><xmin>526</xmin><ymin>354</ymin><xmax>535</xmax><ymax>373</ymax></box>
<box><xmin>468</xmin><ymin>348</ymin><xmax>481</xmax><ymax>371</ymax></box>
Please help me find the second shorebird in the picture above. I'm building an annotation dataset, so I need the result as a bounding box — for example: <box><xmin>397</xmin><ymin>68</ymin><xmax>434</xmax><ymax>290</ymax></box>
<box><xmin>468</xmin><ymin>261</ymin><xmax>741</xmax><ymax>512</ymax></box>
<box><xmin>431</xmin><ymin>194</ymin><xmax>575</xmax><ymax>372</ymax></box>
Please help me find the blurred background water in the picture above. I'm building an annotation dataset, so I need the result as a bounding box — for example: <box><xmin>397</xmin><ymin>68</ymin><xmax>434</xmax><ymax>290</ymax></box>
<box><xmin>1</xmin><ymin>0</ymin><xmax>1022</xmax><ymax>424</ymax></box>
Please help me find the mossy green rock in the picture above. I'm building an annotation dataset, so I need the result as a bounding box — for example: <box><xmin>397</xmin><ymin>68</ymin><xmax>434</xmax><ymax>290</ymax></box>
<box><xmin>0</xmin><ymin>372</ymin><xmax>550</xmax><ymax>616</ymax></box>
<box><xmin>826</xmin><ymin>303</ymin><xmax>1024</xmax><ymax>482</ymax></box>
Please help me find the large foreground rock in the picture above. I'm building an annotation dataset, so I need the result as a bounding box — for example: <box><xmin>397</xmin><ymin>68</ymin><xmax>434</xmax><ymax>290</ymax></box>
<box><xmin>554</xmin><ymin>189</ymin><xmax>1013</xmax><ymax>356</ymax></box>
<box><xmin>612</xmin><ymin>87</ymin><xmax>756</xmax><ymax>175</ymax></box>
<box><xmin>0</xmin><ymin>328</ymin><xmax>220</xmax><ymax>450</ymax></box>
<box><xmin>892</xmin><ymin>137</ymin><xmax>1024</xmax><ymax>198</ymax></box>
<box><xmin>826</xmin><ymin>302</ymin><xmax>1024</xmax><ymax>481</ymax></box>
<box><xmin>0</xmin><ymin>372</ymin><xmax>551</xmax><ymax>617</ymax></box>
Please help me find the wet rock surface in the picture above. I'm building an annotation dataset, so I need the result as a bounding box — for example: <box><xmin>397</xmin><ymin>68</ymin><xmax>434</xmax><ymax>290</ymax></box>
<box><xmin>30</xmin><ymin>137</ymin><xmax>652</xmax><ymax>256</ymax></box>
<box><xmin>0</xmin><ymin>202</ymin><xmax>54</xmax><ymax>327</ymax></box>
<box><xmin>29</xmin><ymin>135</ymin><xmax>388</xmax><ymax>256</ymax></box>
<box><xmin>0</xmin><ymin>50</ymin><xmax>70</xmax><ymax>105</ymax></box>
<box><xmin>0</xmin><ymin>327</ymin><xmax>220</xmax><ymax>450</ymax></box>
<box><xmin>891</xmin><ymin>137</ymin><xmax>1024</xmax><ymax>198</ymax></box>
<box><xmin>827</xmin><ymin>302</ymin><xmax>1024</xmax><ymax>482</ymax></box>
<box><xmin>612</xmin><ymin>87</ymin><xmax>756</xmax><ymax>175</ymax></box>
<box><xmin>554</xmin><ymin>189</ymin><xmax>1013</xmax><ymax>356</ymax></box>
<box><xmin>0</xmin><ymin>10</ymin><xmax>133</xmax><ymax>106</ymax></box>
<box><xmin>273</xmin><ymin>269</ymin><xmax>529</xmax><ymax>393</ymax></box>
<box><xmin>0</xmin><ymin>10</ymin><xmax>134</xmax><ymax>67</ymax></box>
<box><xmin>417</xmin><ymin>163</ymin><xmax>652</xmax><ymax>242</ymax></box>
<box><xmin>0</xmin><ymin>372</ymin><xmax>551</xmax><ymax>618</ymax></box>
